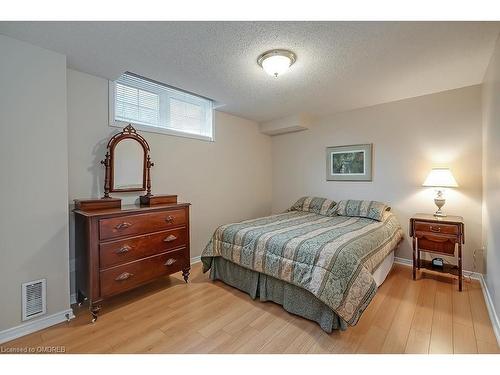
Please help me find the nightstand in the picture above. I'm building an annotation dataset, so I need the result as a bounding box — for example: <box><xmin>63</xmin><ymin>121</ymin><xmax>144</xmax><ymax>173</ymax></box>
<box><xmin>409</xmin><ymin>214</ymin><xmax>465</xmax><ymax>291</ymax></box>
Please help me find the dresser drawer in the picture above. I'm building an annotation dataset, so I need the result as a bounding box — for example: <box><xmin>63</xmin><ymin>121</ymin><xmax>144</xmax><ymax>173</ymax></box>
<box><xmin>99</xmin><ymin>208</ymin><xmax>186</xmax><ymax>240</ymax></box>
<box><xmin>414</xmin><ymin>221</ymin><xmax>458</xmax><ymax>236</ymax></box>
<box><xmin>99</xmin><ymin>227</ymin><xmax>188</xmax><ymax>269</ymax></box>
<box><xmin>99</xmin><ymin>249</ymin><xmax>187</xmax><ymax>297</ymax></box>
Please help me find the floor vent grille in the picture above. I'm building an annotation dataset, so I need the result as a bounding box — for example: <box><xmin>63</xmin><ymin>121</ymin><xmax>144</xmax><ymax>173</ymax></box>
<box><xmin>22</xmin><ymin>279</ymin><xmax>46</xmax><ymax>321</ymax></box>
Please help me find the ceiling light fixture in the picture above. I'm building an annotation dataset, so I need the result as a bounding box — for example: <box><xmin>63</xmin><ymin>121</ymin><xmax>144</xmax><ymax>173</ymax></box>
<box><xmin>257</xmin><ymin>49</ymin><xmax>297</xmax><ymax>78</ymax></box>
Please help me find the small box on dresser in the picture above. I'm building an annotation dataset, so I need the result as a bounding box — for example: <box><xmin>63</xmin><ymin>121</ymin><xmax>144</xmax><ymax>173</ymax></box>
<box><xmin>74</xmin><ymin>202</ymin><xmax>191</xmax><ymax>322</ymax></box>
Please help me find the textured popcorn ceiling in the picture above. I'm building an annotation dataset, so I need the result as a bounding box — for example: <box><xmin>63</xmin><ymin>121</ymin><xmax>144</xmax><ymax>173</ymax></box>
<box><xmin>0</xmin><ymin>21</ymin><xmax>499</xmax><ymax>122</ymax></box>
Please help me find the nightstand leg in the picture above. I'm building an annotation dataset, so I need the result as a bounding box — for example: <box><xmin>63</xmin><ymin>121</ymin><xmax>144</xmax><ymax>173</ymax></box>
<box><xmin>458</xmin><ymin>242</ymin><xmax>463</xmax><ymax>291</ymax></box>
<box><xmin>417</xmin><ymin>243</ymin><xmax>420</xmax><ymax>270</ymax></box>
<box><xmin>412</xmin><ymin>236</ymin><xmax>417</xmax><ymax>280</ymax></box>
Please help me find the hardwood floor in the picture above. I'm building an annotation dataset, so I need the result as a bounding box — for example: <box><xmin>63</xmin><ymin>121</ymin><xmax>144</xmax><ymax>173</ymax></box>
<box><xmin>2</xmin><ymin>263</ymin><xmax>499</xmax><ymax>354</ymax></box>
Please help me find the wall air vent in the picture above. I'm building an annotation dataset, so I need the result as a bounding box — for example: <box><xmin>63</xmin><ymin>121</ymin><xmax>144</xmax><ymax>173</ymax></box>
<box><xmin>22</xmin><ymin>279</ymin><xmax>47</xmax><ymax>321</ymax></box>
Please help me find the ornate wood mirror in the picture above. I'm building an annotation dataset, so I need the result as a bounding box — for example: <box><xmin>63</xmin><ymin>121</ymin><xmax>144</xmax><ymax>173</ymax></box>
<box><xmin>101</xmin><ymin>124</ymin><xmax>154</xmax><ymax>198</ymax></box>
<box><xmin>74</xmin><ymin>124</ymin><xmax>176</xmax><ymax>211</ymax></box>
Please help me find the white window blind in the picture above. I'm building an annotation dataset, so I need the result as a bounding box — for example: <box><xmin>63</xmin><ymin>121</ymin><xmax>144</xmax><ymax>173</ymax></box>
<box><xmin>111</xmin><ymin>72</ymin><xmax>213</xmax><ymax>141</ymax></box>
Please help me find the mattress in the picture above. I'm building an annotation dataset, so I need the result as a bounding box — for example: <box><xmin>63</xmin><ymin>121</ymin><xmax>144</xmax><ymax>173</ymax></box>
<box><xmin>373</xmin><ymin>249</ymin><xmax>394</xmax><ymax>286</ymax></box>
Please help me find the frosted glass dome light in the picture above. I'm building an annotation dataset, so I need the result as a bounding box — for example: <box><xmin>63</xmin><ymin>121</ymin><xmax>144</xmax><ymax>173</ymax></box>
<box><xmin>257</xmin><ymin>49</ymin><xmax>297</xmax><ymax>78</ymax></box>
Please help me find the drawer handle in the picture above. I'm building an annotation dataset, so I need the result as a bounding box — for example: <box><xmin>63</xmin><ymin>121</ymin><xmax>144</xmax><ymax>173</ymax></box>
<box><xmin>115</xmin><ymin>245</ymin><xmax>131</xmax><ymax>254</ymax></box>
<box><xmin>164</xmin><ymin>258</ymin><xmax>177</xmax><ymax>266</ymax></box>
<box><xmin>115</xmin><ymin>222</ymin><xmax>132</xmax><ymax>230</ymax></box>
<box><xmin>165</xmin><ymin>215</ymin><xmax>175</xmax><ymax>223</ymax></box>
<box><xmin>430</xmin><ymin>226</ymin><xmax>441</xmax><ymax>233</ymax></box>
<box><xmin>115</xmin><ymin>272</ymin><xmax>133</xmax><ymax>281</ymax></box>
<box><xmin>163</xmin><ymin>235</ymin><xmax>177</xmax><ymax>242</ymax></box>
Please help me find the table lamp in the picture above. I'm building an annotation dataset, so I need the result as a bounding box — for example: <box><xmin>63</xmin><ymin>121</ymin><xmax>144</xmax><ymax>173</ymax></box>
<box><xmin>422</xmin><ymin>168</ymin><xmax>458</xmax><ymax>217</ymax></box>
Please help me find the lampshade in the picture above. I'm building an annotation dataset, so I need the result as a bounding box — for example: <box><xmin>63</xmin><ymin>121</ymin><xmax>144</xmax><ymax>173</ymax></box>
<box><xmin>422</xmin><ymin>168</ymin><xmax>458</xmax><ymax>188</ymax></box>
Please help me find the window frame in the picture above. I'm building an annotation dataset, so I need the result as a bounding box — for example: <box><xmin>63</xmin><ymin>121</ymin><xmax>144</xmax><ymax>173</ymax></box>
<box><xmin>108</xmin><ymin>78</ymin><xmax>215</xmax><ymax>142</ymax></box>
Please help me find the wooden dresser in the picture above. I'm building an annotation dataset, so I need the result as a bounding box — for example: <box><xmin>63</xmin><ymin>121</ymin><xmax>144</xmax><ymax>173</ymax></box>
<box><xmin>409</xmin><ymin>213</ymin><xmax>464</xmax><ymax>291</ymax></box>
<box><xmin>74</xmin><ymin>203</ymin><xmax>191</xmax><ymax>321</ymax></box>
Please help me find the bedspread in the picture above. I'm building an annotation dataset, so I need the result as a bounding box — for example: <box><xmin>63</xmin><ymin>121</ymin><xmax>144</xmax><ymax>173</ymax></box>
<box><xmin>202</xmin><ymin>210</ymin><xmax>403</xmax><ymax>325</ymax></box>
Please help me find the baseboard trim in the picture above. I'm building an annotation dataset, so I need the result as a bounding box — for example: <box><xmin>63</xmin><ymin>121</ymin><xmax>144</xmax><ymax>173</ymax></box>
<box><xmin>394</xmin><ymin>256</ymin><xmax>412</xmax><ymax>267</ymax></box>
<box><xmin>191</xmin><ymin>255</ymin><xmax>201</xmax><ymax>265</ymax></box>
<box><xmin>394</xmin><ymin>256</ymin><xmax>500</xmax><ymax>345</ymax></box>
<box><xmin>478</xmin><ymin>274</ymin><xmax>500</xmax><ymax>346</ymax></box>
<box><xmin>0</xmin><ymin>309</ymin><xmax>75</xmax><ymax>344</ymax></box>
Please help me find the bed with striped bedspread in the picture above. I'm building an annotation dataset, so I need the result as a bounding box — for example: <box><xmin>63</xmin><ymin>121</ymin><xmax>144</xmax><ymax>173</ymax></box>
<box><xmin>201</xmin><ymin>209</ymin><xmax>403</xmax><ymax>326</ymax></box>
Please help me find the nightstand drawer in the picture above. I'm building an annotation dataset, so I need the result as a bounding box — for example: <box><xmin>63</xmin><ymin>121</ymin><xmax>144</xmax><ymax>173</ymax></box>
<box><xmin>414</xmin><ymin>222</ymin><xmax>458</xmax><ymax>235</ymax></box>
<box><xmin>416</xmin><ymin>234</ymin><xmax>456</xmax><ymax>255</ymax></box>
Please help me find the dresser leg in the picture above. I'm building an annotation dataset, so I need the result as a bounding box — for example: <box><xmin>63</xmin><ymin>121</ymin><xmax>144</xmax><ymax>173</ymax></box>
<box><xmin>182</xmin><ymin>267</ymin><xmax>190</xmax><ymax>283</ymax></box>
<box><xmin>90</xmin><ymin>304</ymin><xmax>101</xmax><ymax>323</ymax></box>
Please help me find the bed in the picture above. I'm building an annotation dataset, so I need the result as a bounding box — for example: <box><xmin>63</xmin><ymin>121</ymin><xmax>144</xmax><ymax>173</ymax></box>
<box><xmin>201</xmin><ymin>198</ymin><xmax>404</xmax><ymax>332</ymax></box>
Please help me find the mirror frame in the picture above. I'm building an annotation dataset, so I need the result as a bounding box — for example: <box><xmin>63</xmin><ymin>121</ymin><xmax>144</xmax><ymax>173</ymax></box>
<box><xmin>101</xmin><ymin>124</ymin><xmax>153</xmax><ymax>196</ymax></box>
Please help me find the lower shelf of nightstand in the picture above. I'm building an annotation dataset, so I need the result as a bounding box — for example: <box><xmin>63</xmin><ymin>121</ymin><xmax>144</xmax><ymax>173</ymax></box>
<box><xmin>418</xmin><ymin>259</ymin><xmax>460</xmax><ymax>277</ymax></box>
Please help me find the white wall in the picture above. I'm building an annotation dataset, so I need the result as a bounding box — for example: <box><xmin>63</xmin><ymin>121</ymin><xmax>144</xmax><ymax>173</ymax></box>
<box><xmin>67</xmin><ymin>69</ymin><xmax>272</xmax><ymax>293</ymax></box>
<box><xmin>0</xmin><ymin>35</ymin><xmax>70</xmax><ymax>330</ymax></box>
<box><xmin>482</xmin><ymin>34</ymin><xmax>500</xmax><ymax>316</ymax></box>
<box><xmin>272</xmin><ymin>86</ymin><xmax>483</xmax><ymax>271</ymax></box>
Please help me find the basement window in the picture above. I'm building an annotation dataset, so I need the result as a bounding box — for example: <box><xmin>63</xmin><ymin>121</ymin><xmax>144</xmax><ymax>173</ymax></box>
<box><xmin>109</xmin><ymin>72</ymin><xmax>214</xmax><ymax>141</ymax></box>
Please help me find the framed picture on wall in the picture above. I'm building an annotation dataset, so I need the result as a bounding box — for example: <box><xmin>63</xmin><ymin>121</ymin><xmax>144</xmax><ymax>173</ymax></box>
<box><xmin>326</xmin><ymin>144</ymin><xmax>373</xmax><ymax>181</ymax></box>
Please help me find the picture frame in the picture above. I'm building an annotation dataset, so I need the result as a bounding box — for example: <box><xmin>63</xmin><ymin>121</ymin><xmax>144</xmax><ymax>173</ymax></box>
<box><xmin>326</xmin><ymin>143</ymin><xmax>373</xmax><ymax>181</ymax></box>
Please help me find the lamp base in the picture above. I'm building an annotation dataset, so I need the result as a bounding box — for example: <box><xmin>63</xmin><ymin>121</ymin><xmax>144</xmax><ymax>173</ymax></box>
<box><xmin>433</xmin><ymin>193</ymin><xmax>446</xmax><ymax>217</ymax></box>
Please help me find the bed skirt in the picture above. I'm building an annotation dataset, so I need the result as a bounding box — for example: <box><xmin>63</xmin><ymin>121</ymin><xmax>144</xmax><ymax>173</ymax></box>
<box><xmin>208</xmin><ymin>257</ymin><xmax>348</xmax><ymax>333</ymax></box>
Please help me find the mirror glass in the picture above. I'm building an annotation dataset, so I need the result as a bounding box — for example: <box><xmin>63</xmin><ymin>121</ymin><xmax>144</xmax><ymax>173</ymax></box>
<box><xmin>113</xmin><ymin>139</ymin><xmax>145</xmax><ymax>190</ymax></box>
